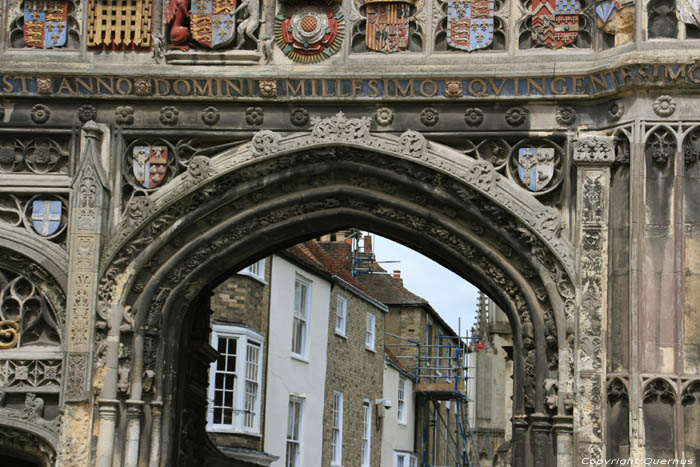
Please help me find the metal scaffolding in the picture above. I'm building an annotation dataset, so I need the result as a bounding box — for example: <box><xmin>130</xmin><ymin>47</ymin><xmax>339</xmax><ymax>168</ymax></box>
<box><xmin>386</xmin><ymin>330</ymin><xmax>482</xmax><ymax>467</ymax></box>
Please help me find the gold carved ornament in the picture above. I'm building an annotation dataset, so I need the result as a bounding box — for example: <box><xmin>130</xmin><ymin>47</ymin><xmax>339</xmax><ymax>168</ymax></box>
<box><xmin>0</xmin><ymin>320</ymin><xmax>19</xmax><ymax>349</ymax></box>
<box><xmin>87</xmin><ymin>0</ymin><xmax>153</xmax><ymax>49</ymax></box>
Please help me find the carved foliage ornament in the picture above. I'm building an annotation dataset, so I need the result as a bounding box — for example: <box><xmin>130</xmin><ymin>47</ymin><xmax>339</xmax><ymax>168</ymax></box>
<box><xmin>573</xmin><ymin>136</ymin><xmax>614</xmax><ymax>164</ymax></box>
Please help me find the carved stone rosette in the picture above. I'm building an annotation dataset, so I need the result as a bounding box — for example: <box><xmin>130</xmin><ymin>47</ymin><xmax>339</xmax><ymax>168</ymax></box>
<box><xmin>573</xmin><ymin>135</ymin><xmax>613</xmax><ymax>463</ymax></box>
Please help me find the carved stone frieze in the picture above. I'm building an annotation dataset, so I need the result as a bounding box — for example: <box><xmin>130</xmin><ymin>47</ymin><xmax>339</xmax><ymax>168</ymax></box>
<box><xmin>574</xmin><ymin>138</ymin><xmax>613</xmax><ymax>462</ymax></box>
<box><xmin>573</xmin><ymin>136</ymin><xmax>614</xmax><ymax>165</ymax></box>
<box><xmin>0</xmin><ymin>359</ymin><xmax>62</xmax><ymax>389</ymax></box>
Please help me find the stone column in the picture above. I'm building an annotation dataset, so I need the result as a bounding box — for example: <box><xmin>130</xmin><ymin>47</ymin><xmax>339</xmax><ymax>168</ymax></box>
<box><xmin>58</xmin><ymin>121</ymin><xmax>111</xmax><ymax>466</ymax></box>
<box><xmin>553</xmin><ymin>414</ymin><xmax>573</xmax><ymax>466</ymax></box>
<box><xmin>573</xmin><ymin>135</ymin><xmax>614</xmax><ymax>464</ymax></box>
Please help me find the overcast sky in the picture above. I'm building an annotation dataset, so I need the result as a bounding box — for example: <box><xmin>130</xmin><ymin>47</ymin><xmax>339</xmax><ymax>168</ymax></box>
<box><xmin>370</xmin><ymin>233</ymin><xmax>480</xmax><ymax>336</ymax></box>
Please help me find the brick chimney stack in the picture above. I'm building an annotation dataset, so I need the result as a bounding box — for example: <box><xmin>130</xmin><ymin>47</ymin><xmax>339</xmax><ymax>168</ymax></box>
<box><xmin>363</xmin><ymin>235</ymin><xmax>372</xmax><ymax>253</ymax></box>
<box><xmin>393</xmin><ymin>270</ymin><xmax>401</xmax><ymax>279</ymax></box>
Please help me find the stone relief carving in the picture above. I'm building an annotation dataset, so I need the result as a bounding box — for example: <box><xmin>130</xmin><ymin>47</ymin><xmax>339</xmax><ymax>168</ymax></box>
<box><xmin>0</xmin><ymin>425</ymin><xmax>56</xmax><ymax>466</ymax></box>
<box><xmin>30</xmin><ymin>104</ymin><xmax>51</xmax><ymax>124</ymax></box>
<box><xmin>574</xmin><ymin>136</ymin><xmax>615</xmax><ymax>164</ymax></box>
<box><xmin>0</xmin><ymin>268</ymin><xmax>62</xmax><ymax>349</ymax></box>
<box><xmin>0</xmin><ymin>359</ymin><xmax>62</xmax><ymax>389</ymax></box>
<box><xmin>646</xmin><ymin>127</ymin><xmax>676</xmax><ymax>165</ymax></box>
<box><xmin>653</xmin><ymin>95</ymin><xmax>676</xmax><ymax>117</ymax></box>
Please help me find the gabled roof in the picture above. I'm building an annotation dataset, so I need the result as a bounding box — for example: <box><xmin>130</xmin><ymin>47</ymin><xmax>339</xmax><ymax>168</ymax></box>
<box><xmin>281</xmin><ymin>241</ymin><xmax>388</xmax><ymax>312</ymax></box>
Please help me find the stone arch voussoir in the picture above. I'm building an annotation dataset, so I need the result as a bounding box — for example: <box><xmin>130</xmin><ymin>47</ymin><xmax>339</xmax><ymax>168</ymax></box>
<box><xmin>94</xmin><ymin>112</ymin><xmax>578</xmax><ymax>466</ymax></box>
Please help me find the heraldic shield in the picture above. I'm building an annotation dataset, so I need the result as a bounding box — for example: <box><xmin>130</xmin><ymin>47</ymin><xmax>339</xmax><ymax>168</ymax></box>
<box><xmin>365</xmin><ymin>0</ymin><xmax>413</xmax><ymax>53</ymax></box>
<box><xmin>190</xmin><ymin>0</ymin><xmax>237</xmax><ymax>49</ymax></box>
<box><xmin>532</xmin><ymin>0</ymin><xmax>580</xmax><ymax>48</ymax></box>
<box><xmin>31</xmin><ymin>200</ymin><xmax>62</xmax><ymax>236</ymax></box>
<box><xmin>596</xmin><ymin>0</ymin><xmax>619</xmax><ymax>24</ymax></box>
<box><xmin>447</xmin><ymin>0</ymin><xmax>494</xmax><ymax>52</ymax></box>
<box><xmin>23</xmin><ymin>0</ymin><xmax>68</xmax><ymax>49</ymax></box>
<box><xmin>517</xmin><ymin>147</ymin><xmax>555</xmax><ymax>192</ymax></box>
<box><xmin>133</xmin><ymin>146</ymin><xmax>168</xmax><ymax>189</ymax></box>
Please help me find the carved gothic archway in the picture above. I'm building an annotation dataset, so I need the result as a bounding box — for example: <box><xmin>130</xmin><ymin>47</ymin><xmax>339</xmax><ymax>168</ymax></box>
<box><xmin>92</xmin><ymin>113</ymin><xmax>577</xmax><ymax>467</ymax></box>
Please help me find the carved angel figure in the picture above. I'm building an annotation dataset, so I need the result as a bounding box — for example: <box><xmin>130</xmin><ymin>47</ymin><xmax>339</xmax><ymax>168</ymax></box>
<box><xmin>166</xmin><ymin>0</ymin><xmax>191</xmax><ymax>50</ymax></box>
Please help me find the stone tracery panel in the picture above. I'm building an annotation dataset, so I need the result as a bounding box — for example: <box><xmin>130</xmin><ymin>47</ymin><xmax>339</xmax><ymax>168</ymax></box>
<box><xmin>0</xmin><ymin>194</ymin><xmax>68</xmax><ymax>247</ymax></box>
<box><xmin>683</xmin><ymin>381</ymin><xmax>700</xmax><ymax>462</ymax></box>
<box><xmin>0</xmin><ymin>268</ymin><xmax>62</xmax><ymax>349</ymax></box>
<box><xmin>643</xmin><ymin>378</ymin><xmax>676</xmax><ymax>459</ymax></box>
<box><xmin>0</xmin><ymin>135</ymin><xmax>71</xmax><ymax>174</ymax></box>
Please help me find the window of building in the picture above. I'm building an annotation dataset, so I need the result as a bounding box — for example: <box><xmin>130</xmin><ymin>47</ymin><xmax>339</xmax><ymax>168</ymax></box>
<box><xmin>292</xmin><ymin>277</ymin><xmax>311</xmax><ymax>358</ymax></box>
<box><xmin>238</xmin><ymin>258</ymin><xmax>266</xmax><ymax>282</ymax></box>
<box><xmin>398</xmin><ymin>376</ymin><xmax>407</xmax><ymax>424</ymax></box>
<box><xmin>287</xmin><ymin>396</ymin><xmax>304</xmax><ymax>467</ymax></box>
<box><xmin>365</xmin><ymin>312</ymin><xmax>376</xmax><ymax>351</ymax></box>
<box><xmin>207</xmin><ymin>325</ymin><xmax>264</xmax><ymax>434</ymax></box>
<box><xmin>335</xmin><ymin>295</ymin><xmax>347</xmax><ymax>337</ymax></box>
<box><xmin>362</xmin><ymin>399</ymin><xmax>372</xmax><ymax>467</ymax></box>
<box><xmin>394</xmin><ymin>452</ymin><xmax>417</xmax><ymax>467</ymax></box>
<box><xmin>331</xmin><ymin>391</ymin><xmax>344</xmax><ymax>465</ymax></box>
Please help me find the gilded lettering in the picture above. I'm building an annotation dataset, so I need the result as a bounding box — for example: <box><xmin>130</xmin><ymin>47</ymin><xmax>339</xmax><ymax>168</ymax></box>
<box><xmin>589</xmin><ymin>74</ymin><xmax>608</xmax><ymax>93</ymax></box>
<box><xmin>2</xmin><ymin>75</ymin><xmax>13</xmax><ymax>93</ymax></box>
<box><xmin>154</xmin><ymin>79</ymin><xmax>172</xmax><ymax>96</ymax></box>
<box><xmin>223</xmin><ymin>79</ymin><xmax>244</xmax><ymax>97</ymax></box>
<box><xmin>18</xmin><ymin>76</ymin><xmax>30</xmax><ymax>93</ymax></box>
<box><xmin>173</xmin><ymin>79</ymin><xmax>192</xmax><ymax>96</ymax></box>
<box><xmin>321</xmin><ymin>79</ymin><xmax>333</xmax><ymax>97</ymax></box>
<box><xmin>419</xmin><ymin>80</ymin><xmax>438</xmax><ymax>97</ymax></box>
<box><xmin>95</xmin><ymin>78</ymin><xmax>115</xmax><ymax>94</ymax></box>
<box><xmin>689</xmin><ymin>64</ymin><xmax>700</xmax><ymax>84</ymax></box>
<box><xmin>352</xmin><ymin>79</ymin><xmax>364</xmax><ymax>97</ymax></box>
<box><xmin>57</xmin><ymin>78</ymin><xmax>75</xmax><ymax>94</ymax></box>
<box><xmin>335</xmin><ymin>79</ymin><xmax>350</xmax><ymax>97</ymax></box>
<box><xmin>286</xmin><ymin>79</ymin><xmax>304</xmax><ymax>96</ymax></box>
<box><xmin>467</xmin><ymin>79</ymin><xmax>488</xmax><ymax>97</ymax></box>
<box><xmin>367</xmin><ymin>80</ymin><xmax>380</xmax><ymax>97</ymax></box>
<box><xmin>664</xmin><ymin>64</ymin><xmax>686</xmax><ymax>81</ymax></box>
<box><xmin>116</xmin><ymin>78</ymin><xmax>133</xmax><ymax>95</ymax></box>
<box><xmin>394</xmin><ymin>80</ymin><xmax>413</xmax><ymax>97</ymax></box>
<box><xmin>487</xmin><ymin>78</ymin><xmax>508</xmax><ymax>96</ymax></box>
<box><xmin>526</xmin><ymin>78</ymin><xmax>545</xmax><ymax>96</ymax></box>
<box><xmin>193</xmin><ymin>80</ymin><xmax>213</xmax><ymax>96</ymax></box>
<box><xmin>75</xmin><ymin>78</ymin><xmax>94</xmax><ymax>94</ymax></box>
<box><xmin>573</xmin><ymin>76</ymin><xmax>585</xmax><ymax>95</ymax></box>
<box><xmin>550</xmin><ymin>77</ymin><xmax>569</xmax><ymax>95</ymax></box>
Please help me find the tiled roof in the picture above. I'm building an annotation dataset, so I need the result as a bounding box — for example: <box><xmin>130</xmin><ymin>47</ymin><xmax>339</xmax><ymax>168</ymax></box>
<box><xmin>283</xmin><ymin>241</ymin><xmax>368</xmax><ymax>295</ymax></box>
<box><xmin>355</xmin><ymin>267</ymin><xmax>427</xmax><ymax>305</ymax></box>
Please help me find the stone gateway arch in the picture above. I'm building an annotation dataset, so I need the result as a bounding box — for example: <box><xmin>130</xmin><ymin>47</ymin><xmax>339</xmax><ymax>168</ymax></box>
<box><xmin>1</xmin><ymin>1</ymin><xmax>700</xmax><ymax>465</ymax></box>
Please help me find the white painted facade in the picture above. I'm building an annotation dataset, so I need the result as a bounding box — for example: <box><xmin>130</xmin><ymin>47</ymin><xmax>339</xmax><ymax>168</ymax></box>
<box><xmin>381</xmin><ymin>359</ymin><xmax>417</xmax><ymax>467</ymax></box>
<box><xmin>263</xmin><ymin>255</ymin><xmax>331</xmax><ymax>466</ymax></box>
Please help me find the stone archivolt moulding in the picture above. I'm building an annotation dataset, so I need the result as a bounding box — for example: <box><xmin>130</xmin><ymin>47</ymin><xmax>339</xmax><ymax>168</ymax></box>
<box><xmin>102</xmin><ymin>112</ymin><xmax>575</xmax><ymax>282</ymax></box>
